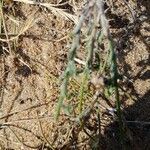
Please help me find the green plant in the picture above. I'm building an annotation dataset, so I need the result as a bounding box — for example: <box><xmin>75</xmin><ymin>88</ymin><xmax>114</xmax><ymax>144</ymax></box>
<box><xmin>56</xmin><ymin>0</ymin><xmax>125</xmax><ymax>148</ymax></box>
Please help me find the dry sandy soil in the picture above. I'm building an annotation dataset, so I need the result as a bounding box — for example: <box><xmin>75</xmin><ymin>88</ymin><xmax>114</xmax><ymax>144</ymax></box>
<box><xmin>0</xmin><ymin>0</ymin><xmax>149</xmax><ymax>149</ymax></box>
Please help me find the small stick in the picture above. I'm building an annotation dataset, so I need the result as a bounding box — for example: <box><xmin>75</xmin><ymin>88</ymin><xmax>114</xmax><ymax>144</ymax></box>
<box><xmin>8</xmin><ymin>126</ymin><xmax>40</xmax><ymax>149</ymax></box>
<box><xmin>36</xmin><ymin>111</ymin><xmax>55</xmax><ymax>150</ymax></box>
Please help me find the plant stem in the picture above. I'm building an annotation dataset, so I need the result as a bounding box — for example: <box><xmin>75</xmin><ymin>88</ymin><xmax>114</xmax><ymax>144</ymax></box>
<box><xmin>109</xmin><ymin>38</ymin><xmax>125</xmax><ymax>148</ymax></box>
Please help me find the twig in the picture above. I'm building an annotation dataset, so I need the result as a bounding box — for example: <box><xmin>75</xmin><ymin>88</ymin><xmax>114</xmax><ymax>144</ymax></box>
<box><xmin>0</xmin><ymin>115</ymin><xmax>53</xmax><ymax>124</ymax></box>
<box><xmin>74</xmin><ymin>58</ymin><xmax>86</xmax><ymax>65</ymax></box>
<box><xmin>0</xmin><ymin>11</ymin><xmax>37</xmax><ymax>42</ymax></box>
<box><xmin>36</xmin><ymin>111</ymin><xmax>55</xmax><ymax>150</ymax></box>
<box><xmin>0</xmin><ymin>1</ymin><xmax>12</xmax><ymax>54</ymax></box>
<box><xmin>0</xmin><ymin>101</ymin><xmax>51</xmax><ymax>120</ymax></box>
<box><xmin>97</xmin><ymin>112</ymin><xmax>101</xmax><ymax>146</ymax></box>
<box><xmin>126</xmin><ymin>121</ymin><xmax>150</xmax><ymax>126</ymax></box>
<box><xmin>0</xmin><ymin>123</ymin><xmax>43</xmax><ymax>141</ymax></box>
<box><xmin>8</xmin><ymin>126</ymin><xmax>40</xmax><ymax>149</ymax></box>
<box><xmin>83</xmin><ymin>127</ymin><xmax>96</xmax><ymax>141</ymax></box>
<box><xmin>5</xmin><ymin>88</ymin><xmax>23</xmax><ymax>122</ymax></box>
<box><xmin>13</xmin><ymin>0</ymin><xmax>78</xmax><ymax>24</ymax></box>
<box><xmin>122</xmin><ymin>0</ymin><xmax>136</xmax><ymax>22</ymax></box>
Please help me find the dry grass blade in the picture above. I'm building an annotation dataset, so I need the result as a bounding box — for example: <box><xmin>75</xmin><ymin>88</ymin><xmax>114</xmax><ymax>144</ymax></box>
<box><xmin>0</xmin><ymin>101</ymin><xmax>51</xmax><ymax>120</ymax></box>
<box><xmin>0</xmin><ymin>2</ymin><xmax>12</xmax><ymax>54</ymax></box>
<box><xmin>36</xmin><ymin>111</ymin><xmax>55</xmax><ymax>150</ymax></box>
<box><xmin>0</xmin><ymin>12</ymin><xmax>37</xmax><ymax>42</ymax></box>
<box><xmin>0</xmin><ymin>115</ymin><xmax>53</xmax><ymax>124</ymax></box>
<box><xmin>8</xmin><ymin>126</ymin><xmax>40</xmax><ymax>149</ymax></box>
<box><xmin>0</xmin><ymin>123</ymin><xmax>43</xmax><ymax>141</ymax></box>
<box><xmin>5</xmin><ymin>14</ymin><xmax>21</xmax><ymax>26</ymax></box>
<box><xmin>13</xmin><ymin>0</ymin><xmax>78</xmax><ymax>24</ymax></box>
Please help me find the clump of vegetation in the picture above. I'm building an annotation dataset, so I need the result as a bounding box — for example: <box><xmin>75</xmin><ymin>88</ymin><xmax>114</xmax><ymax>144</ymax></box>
<box><xmin>56</xmin><ymin>0</ymin><xmax>126</xmax><ymax>148</ymax></box>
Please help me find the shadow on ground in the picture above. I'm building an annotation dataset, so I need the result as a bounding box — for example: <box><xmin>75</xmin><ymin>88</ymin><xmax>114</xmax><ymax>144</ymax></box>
<box><xmin>88</xmin><ymin>0</ymin><xmax>150</xmax><ymax>149</ymax></box>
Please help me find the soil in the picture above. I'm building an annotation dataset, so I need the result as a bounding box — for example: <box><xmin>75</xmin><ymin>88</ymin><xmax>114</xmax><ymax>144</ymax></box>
<box><xmin>0</xmin><ymin>0</ymin><xmax>149</xmax><ymax>150</ymax></box>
